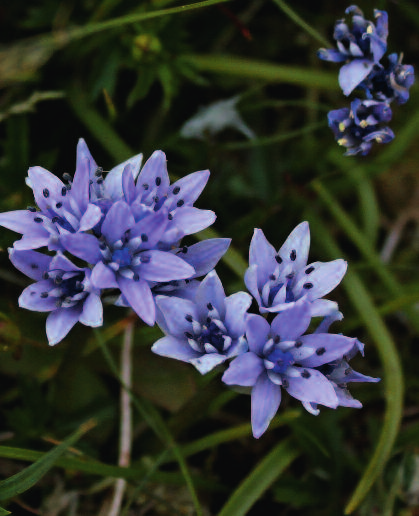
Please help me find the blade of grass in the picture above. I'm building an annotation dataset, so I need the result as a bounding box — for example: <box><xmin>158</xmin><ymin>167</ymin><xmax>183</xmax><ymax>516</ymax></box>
<box><xmin>308</xmin><ymin>213</ymin><xmax>403</xmax><ymax>514</ymax></box>
<box><xmin>272</xmin><ymin>0</ymin><xmax>331</xmax><ymax>47</ymax></box>
<box><xmin>185</xmin><ymin>54</ymin><xmax>339</xmax><ymax>89</ymax></box>
<box><xmin>0</xmin><ymin>419</ymin><xmax>95</xmax><ymax>500</ymax></box>
<box><xmin>218</xmin><ymin>438</ymin><xmax>300</xmax><ymax>516</ymax></box>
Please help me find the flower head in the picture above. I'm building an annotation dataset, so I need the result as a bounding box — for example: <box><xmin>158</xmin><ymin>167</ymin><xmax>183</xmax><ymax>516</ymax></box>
<box><xmin>222</xmin><ymin>300</ymin><xmax>359</xmax><ymax>438</ymax></box>
<box><xmin>244</xmin><ymin>222</ymin><xmax>347</xmax><ymax>317</ymax></box>
<box><xmin>152</xmin><ymin>270</ymin><xmax>252</xmax><ymax>374</ymax></box>
<box><xmin>318</xmin><ymin>6</ymin><xmax>388</xmax><ymax>95</ymax></box>
<box><xmin>328</xmin><ymin>98</ymin><xmax>394</xmax><ymax>155</ymax></box>
<box><xmin>9</xmin><ymin>249</ymin><xmax>103</xmax><ymax>345</ymax></box>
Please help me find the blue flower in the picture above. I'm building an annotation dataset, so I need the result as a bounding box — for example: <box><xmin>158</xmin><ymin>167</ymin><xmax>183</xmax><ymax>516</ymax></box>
<box><xmin>9</xmin><ymin>249</ymin><xmax>103</xmax><ymax>345</ymax></box>
<box><xmin>328</xmin><ymin>98</ymin><xmax>394</xmax><ymax>155</ymax></box>
<box><xmin>222</xmin><ymin>299</ymin><xmax>358</xmax><ymax>438</ymax></box>
<box><xmin>244</xmin><ymin>222</ymin><xmax>347</xmax><ymax>317</ymax></box>
<box><xmin>60</xmin><ymin>200</ymin><xmax>195</xmax><ymax>325</ymax></box>
<box><xmin>120</xmin><ymin>150</ymin><xmax>216</xmax><ymax>248</ymax></box>
<box><xmin>359</xmin><ymin>53</ymin><xmax>415</xmax><ymax>104</ymax></box>
<box><xmin>152</xmin><ymin>270</ymin><xmax>252</xmax><ymax>374</ymax></box>
<box><xmin>318</xmin><ymin>6</ymin><xmax>388</xmax><ymax>96</ymax></box>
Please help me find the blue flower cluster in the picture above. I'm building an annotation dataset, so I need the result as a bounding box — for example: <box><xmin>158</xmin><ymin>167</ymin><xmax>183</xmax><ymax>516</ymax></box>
<box><xmin>318</xmin><ymin>5</ymin><xmax>414</xmax><ymax>156</ymax></box>
<box><xmin>153</xmin><ymin>222</ymin><xmax>379</xmax><ymax>438</ymax></box>
<box><xmin>0</xmin><ymin>140</ymin><xmax>230</xmax><ymax>344</ymax></box>
<box><xmin>0</xmin><ymin>143</ymin><xmax>379</xmax><ymax>438</ymax></box>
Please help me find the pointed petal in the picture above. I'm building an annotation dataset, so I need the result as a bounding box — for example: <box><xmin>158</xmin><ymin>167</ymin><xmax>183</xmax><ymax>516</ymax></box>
<box><xmin>244</xmin><ymin>265</ymin><xmax>262</xmax><ymax>307</ymax></box>
<box><xmin>79</xmin><ymin>293</ymin><xmax>103</xmax><ymax>327</ymax></box>
<box><xmin>294</xmin><ymin>260</ymin><xmax>347</xmax><ymax>301</ymax></box>
<box><xmin>309</xmin><ymin>299</ymin><xmax>339</xmax><ymax>318</ymax></box>
<box><xmin>91</xmin><ymin>262</ymin><xmax>118</xmax><ymax>288</ymax></box>
<box><xmin>130</xmin><ymin>209</ymin><xmax>168</xmax><ymax>249</ymax></box>
<box><xmin>246</xmin><ymin>314</ymin><xmax>270</xmax><ymax>355</ymax></box>
<box><xmin>152</xmin><ymin>335</ymin><xmax>201</xmax><ymax>362</ymax></box>
<box><xmin>122</xmin><ymin>164</ymin><xmax>137</xmax><ymax>204</ymax></box>
<box><xmin>194</xmin><ymin>271</ymin><xmax>226</xmax><ymax>320</ymax></box>
<box><xmin>190</xmin><ymin>353</ymin><xmax>227</xmax><ymax>374</ymax></box>
<box><xmin>180</xmin><ymin>238</ymin><xmax>230</xmax><ymax>277</ymax></box>
<box><xmin>172</xmin><ymin>207</ymin><xmax>216</xmax><ymax>235</ymax></box>
<box><xmin>46</xmin><ymin>306</ymin><xmax>82</xmax><ymax>345</ymax></box>
<box><xmin>13</xmin><ymin>233</ymin><xmax>51</xmax><ymax>250</ymax></box>
<box><xmin>278</xmin><ymin>221</ymin><xmax>310</xmax><ymax>271</ymax></box>
<box><xmin>9</xmin><ymin>248</ymin><xmax>52</xmax><ymax>281</ymax></box>
<box><xmin>0</xmin><ymin>210</ymin><xmax>41</xmax><ymax>234</ymax></box>
<box><xmin>286</xmin><ymin>368</ymin><xmax>338</xmax><ymax>408</ymax></box>
<box><xmin>139</xmin><ymin>251</ymin><xmax>194</xmax><ymax>282</ymax></box>
<box><xmin>136</xmin><ymin>151</ymin><xmax>170</xmax><ymax>195</ymax></box>
<box><xmin>249</xmin><ymin>229</ymin><xmax>277</xmax><ymax>288</ymax></box>
<box><xmin>167</xmin><ymin>170</ymin><xmax>210</xmax><ymax>209</ymax></box>
<box><xmin>51</xmin><ymin>252</ymin><xmax>82</xmax><ymax>272</ymax></box>
<box><xmin>78</xmin><ymin>203</ymin><xmax>103</xmax><ymax>232</ymax></box>
<box><xmin>76</xmin><ymin>138</ymin><xmax>97</xmax><ymax>181</ymax></box>
<box><xmin>105</xmin><ymin>152</ymin><xmax>143</xmax><ymax>200</ymax></box>
<box><xmin>101</xmin><ymin>201</ymin><xmax>135</xmax><ymax>243</ymax></box>
<box><xmin>27</xmin><ymin>166</ymin><xmax>66</xmax><ymax>211</ymax></box>
<box><xmin>251</xmin><ymin>373</ymin><xmax>281</xmax><ymax>438</ymax></box>
<box><xmin>339</xmin><ymin>60</ymin><xmax>374</xmax><ymax>96</ymax></box>
<box><xmin>298</xmin><ymin>334</ymin><xmax>357</xmax><ymax>367</ymax></box>
<box><xmin>222</xmin><ymin>352</ymin><xmax>264</xmax><ymax>387</ymax></box>
<box><xmin>224</xmin><ymin>291</ymin><xmax>252</xmax><ymax>338</ymax></box>
<box><xmin>19</xmin><ymin>281</ymin><xmax>58</xmax><ymax>311</ymax></box>
<box><xmin>271</xmin><ymin>298</ymin><xmax>312</xmax><ymax>341</ymax></box>
<box><xmin>117</xmin><ymin>276</ymin><xmax>155</xmax><ymax>325</ymax></box>
<box><xmin>156</xmin><ymin>295</ymin><xmax>199</xmax><ymax>338</ymax></box>
<box><xmin>60</xmin><ymin>233</ymin><xmax>102</xmax><ymax>264</ymax></box>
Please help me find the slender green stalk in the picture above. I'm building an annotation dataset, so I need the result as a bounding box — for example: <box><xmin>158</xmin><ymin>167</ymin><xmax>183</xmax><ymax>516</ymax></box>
<box><xmin>309</xmin><ymin>215</ymin><xmax>404</xmax><ymax>514</ymax></box>
<box><xmin>272</xmin><ymin>0</ymin><xmax>331</xmax><ymax>47</ymax></box>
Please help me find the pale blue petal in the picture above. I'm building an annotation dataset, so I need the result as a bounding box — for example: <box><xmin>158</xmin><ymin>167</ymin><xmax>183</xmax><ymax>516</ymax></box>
<box><xmin>180</xmin><ymin>239</ymin><xmax>230</xmax><ymax>277</ymax></box>
<box><xmin>270</xmin><ymin>298</ymin><xmax>311</xmax><ymax>341</ymax></box>
<box><xmin>172</xmin><ymin>207</ymin><xmax>216</xmax><ymax>235</ymax></box>
<box><xmin>339</xmin><ymin>60</ymin><xmax>374</xmax><ymax>96</ymax></box>
<box><xmin>286</xmin><ymin>368</ymin><xmax>338</xmax><ymax>408</ymax></box>
<box><xmin>248</xmin><ymin>229</ymin><xmax>277</xmax><ymax>288</ymax></box>
<box><xmin>101</xmin><ymin>201</ymin><xmax>135</xmax><ymax>243</ymax></box>
<box><xmin>194</xmin><ymin>271</ymin><xmax>226</xmax><ymax>320</ymax></box>
<box><xmin>246</xmin><ymin>314</ymin><xmax>270</xmax><ymax>355</ymax></box>
<box><xmin>278</xmin><ymin>221</ymin><xmax>310</xmax><ymax>271</ymax></box>
<box><xmin>224</xmin><ymin>291</ymin><xmax>252</xmax><ymax>338</ymax></box>
<box><xmin>152</xmin><ymin>335</ymin><xmax>201</xmax><ymax>362</ymax></box>
<box><xmin>251</xmin><ymin>373</ymin><xmax>281</xmax><ymax>438</ymax></box>
<box><xmin>191</xmin><ymin>353</ymin><xmax>227</xmax><ymax>374</ymax></box>
<box><xmin>117</xmin><ymin>276</ymin><xmax>155</xmax><ymax>325</ymax></box>
<box><xmin>79</xmin><ymin>293</ymin><xmax>103</xmax><ymax>327</ymax></box>
<box><xmin>298</xmin><ymin>334</ymin><xmax>356</xmax><ymax>367</ymax></box>
<box><xmin>60</xmin><ymin>233</ymin><xmax>102</xmax><ymax>264</ymax></box>
<box><xmin>46</xmin><ymin>306</ymin><xmax>82</xmax><ymax>346</ymax></box>
<box><xmin>139</xmin><ymin>251</ymin><xmax>194</xmax><ymax>282</ymax></box>
<box><xmin>91</xmin><ymin>262</ymin><xmax>118</xmax><ymax>288</ymax></box>
<box><xmin>156</xmin><ymin>295</ymin><xmax>198</xmax><ymax>338</ymax></box>
<box><xmin>222</xmin><ymin>352</ymin><xmax>264</xmax><ymax>387</ymax></box>
<box><xmin>9</xmin><ymin>248</ymin><xmax>52</xmax><ymax>281</ymax></box>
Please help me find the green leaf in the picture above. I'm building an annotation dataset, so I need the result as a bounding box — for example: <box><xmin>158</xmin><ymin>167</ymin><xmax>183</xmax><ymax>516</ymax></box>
<box><xmin>0</xmin><ymin>507</ymin><xmax>10</xmax><ymax>515</ymax></box>
<box><xmin>0</xmin><ymin>419</ymin><xmax>95</xmax><ymax>500</ymax></box>
<box><xmin>218</xmin><ymin>438</ymin><xmax>300</xmax><ymax>516</ymax></box>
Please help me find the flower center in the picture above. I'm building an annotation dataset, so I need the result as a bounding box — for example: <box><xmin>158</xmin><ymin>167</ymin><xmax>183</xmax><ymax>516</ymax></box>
<box><xmin>199</xmin><ymin>321</ymin><xmax>226</xmax><ymax>352</ymax></box>
<box><xmin>267</xmin><ymin>348</ymin><xmax>295</xmax><ymax>374</ymax></box>
<box><xmin>112</xmin><ymin>248</ymin><xmax>132</xmax><ymax>267</ymax></box>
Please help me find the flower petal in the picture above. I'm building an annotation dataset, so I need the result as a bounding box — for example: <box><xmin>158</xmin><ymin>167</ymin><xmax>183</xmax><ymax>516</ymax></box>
<box><xmin>172</xmin><ymin>207</ymin><xmax>216</xmax><ymax>235</ymax></box>
<box><xmin>152</xmin><ymin>335</ymin><xmax>201</xmax><ymax>362</ymax></box>
<box><xmin>9</xmin><ymin>248</ymin><xmax>52</xmax><ymax>281</ymax></box>
<box><xmin>245</xmin><ymin>314</ymin><xmax>270</xmax><ymax>355</ymax></box>
<box><xmin>251</xmin><ymin>373</ymin><xmax>281</xmax><ymax>438</ymax></box>
<box><xmin>248</xmin><ymin>229</ymin><xmax>277</xmax><ymax>288</ymax></box>
<box><xmin>194</xmin><ymin>271</ymin><xmax>226</xmax><ymax>320</ymax></box>
<box><xmin>117</xmin><ymin>276</ymin><xmax>155</xmax><ymax>325</ymax></box>
<box><xmin>136</xmin><ymin>151</ymin><xmax>170</xmax><ymax>196</ymax></box>
<box><xmin>0</xmin><ymin>210</ymin><xmax>41</xmax><ymax>234</ymax></box>
<box><xmin>224</xmin><ymin>291</ymin><xmax>252</xmax><ymax>338</ymax></box>
<box><xmin>101</xmin><ymin>201</ymin><xmax>135</xmax><ymax>243</ymax></box>
<box><xmin>286</xmin><ymin>368</ymin><xmax>338</xmax><ymax>408</ymax></box>
<box><xmin>104</xmin><ymin>152</ymin><xmax>143</xmax><ymax>200</ymax></box>
<box><xmin>294</xmin><ymin>259</ymin><xmax>347</xmax><ymax>301</ymax></box>
<box><xmin>339</xmin><ymin>60</ymin><xmax>374</xmax><ymax>96</ymax></box>
<box><xmin>190</xmin><ymin>353</ymin><xmax>227</xmax><ymax>374</ymax></box>
<box><xmin>27</xmin><ymin>166</ymin><xmax>65</xmax><ymax>211</ymax></box>
<box><xmin>139</xmin><ymin>251</ymin><xmax>195</xmax><ymax>282</ymax></box>
<box><xmin>79</xmin><ymin>293</ymin><xmax>103</xmax><ymax>327</ymax></box>
<box><xmin>60</xmin><ymin>233</ymin><xmax>102</xmax><ymax>264</ymax></box>
<box><xmin>19</xmin><ymin>281</ymin><xmax>58</xmax><ymax>311</ymax></box>
<box><xmin>298</xmin><ymin>334</ymin><xmax>357</xmax><ymax>367</ymax></box>
<box><xmin>222</xmin><ymin>352</ymin><xmax>264</xmax><ymax>387</ymax></box>
<box><xmin>46</xmin><ymin>306</ymin><xmax>82</xmax><ymax>345</ymax></box>
<box><xmin>271</xmin><ymin>298</ymin><xmax>311</xmax><ymax>341</ymax></box>
<box><xmin>167</xmin><ymin>170</ymin><xmax>210</xmax><ymax>209</ymax></box>
<box><xmin>278</xmin><ymin>221</ymin><xmax>310</xmax><ymax>271</ymax></box>
<box><xmin>179</xmin><ymin>238</ymin><xmax>230</xmax><ymax>278</ymax></box>
<box><xmin>91</xmin><ymin>262</ymin><xmax>118</xmax><ymax>288</ymax></box>
<box><xmin>78</xmin><ymin>203</ymin><xmax>103</xmax><ymax>232</ymax></box>
<box><xmin>156</xmin><ymin>295</ymin><xmax>199</xmax><ymax>338</ymax></box>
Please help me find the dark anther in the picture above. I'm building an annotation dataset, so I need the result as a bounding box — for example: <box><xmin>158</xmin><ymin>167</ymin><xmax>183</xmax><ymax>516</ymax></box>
<box><xmin>185</xmin><ymin>279</ymin><xmax>190</xmax><ymax>284</ymax></box>
<box><xmin>290</xmin><ymin>249</ymin><xmax>297</xmax><ymax>261</ymax></box>
<box><xmin>316</xmin><ymin>347</ymin><xmax>326</xmax><ymax>356</ymax></box>
<box><xmin>155</xmin><ymin>177</ymin><xmax>161</xmax><ymax>186</ymax></box>
<box><xmin>40</xmin><ymin>292</ymin><xmax>49</xmax><ymax>298</ymax></box>
<box><xmin>269</xmin><ymin>274</ymin><xmax>276</xmax><ymax>280</ymax></box>
<box><xmin>344</xmin><ymin>367</ymin><xmax>352</xmax><ymax>375</ymax></box>
<box><xmin>89</xmin><ymin>180</ymin><xmax>93</xmax><ymax>185</ymax></box>
<box><xmin>168</xmin><ymin>213</ymin><xmax>173</xmax><ymax>220</ymax></box>
<box><xmin>301</xmin><ymin>369</ymin><xmax>311</xmax><ymax>379</ymax></box>
<box><xmin>34</xmin><ymin>216</ymin><xmax>43</xmax><ymax>223</ymax></box>
<box><xmin>61</xmin><ymin>187</ymin><xmax>67</xmax><ymax>196</ymax></box>
<box><xmin>133</xmin><ymin>273</ymin><xmax>140</xmax><ymax>281</ymax></box>
<box><xmin>141</xmin><ymin>234</ymin><xmax>148</xmax><ymax>242</ymax></box>
<box><xmin>96</xmin><ymin>178</ymin><xmax>103</xmax><ymax>184</ymax></box>
<box><xmin>303</xmin><ymin>282</ymin><xmax>313</xmax><ymax>289</ymax></box>
<box><xmin>95</xmin><ymin>167</ymin><xmax>103</xmax><ymax>177</ymax></box>
<box><xmin>43</xmin><ymin>188</ymin><xmax>50</xmax><ymax>198</ymax></box>
<box><xmin>177</xmin><ymin>199</ymin><xmax>184</xmax><ymax>207</ymax></box>
<box><xmin>207</xmin><ymin>302</ymin><xmax>213</xmax><ymax>310</ymax></box>
<box><xmin>173</xmin><ymin>186</ymin><xmax>180</xmax><ymax>195</ymax></box>
<box><xmin>286</xmin><ymin>273</ymin><xmax>294</xmax><ymax>280</ymax></box>
<box><xmin>56</xmin><ymin>202</ymin><xmax>62</xmax><ymax>209</ymax></box>
<box><xmin>295</xmin><ymin>340</ymin><xmax>303</xmax><ymax>348</ymax></box>
<box><xmin>66</xmin><ymin>184</ymin><xmax>71</xmax><ymax>191</ymax></box>
<box><xmin>141</xmin><ymin>255</ymin><xmax>150</xmax><ymax>264</ymax></box>
<box><xmin>273</xmin><ymin>335</ymin><xmax>280</xmax><ymax>344</ymax></box>
<box><xmin>31</xmin><ymin>263</ymin><xmax>39</xmax><ymax>269</ymax></box>
<box><xmin>154</xmin><ymin>196</ymin><xmax>159</xmax><ymax>204</ymax></box>
<box><xmin>184</xmin><ymin>331</ymin><xmax>194</xmax><ymax>339</ymax></box>
<box><xmin>99</xmin><ymin>242</ymin><xmax>107</xmax><ymax>250</ymax></box>
<box><xmin>55</xmin><ymin>276</ymin><xmax>63</xmax><ymax>284</ymax></box>
<box><xmin>185</xmin><ymin>314</ymin><xmax>193</xmax><ymax>322</ymax></box>
<box><xmin>63</xmin><ymin>173</ymin><xmax>72</xmax><ymax>182</ymax></box>
<box><xmin>182</xmin><ymin>246</ymin><xmax>188</xmax><ymax>253</ymax></box>
<box><xmin>275</xmin><ymin>255</ymin><xmax>283</xmax><ymax>264</ymax></box>
<box><xmin>142</xmin><ymin>183</ymin><xmax>149</xmax><ymax>190</ymax></box>
<box><xmin>206</xmin><ymin>317</ymin><xmax>211</xmax><ymax>324</ymax></box>
<box><xmin>305</xmin><ymin>266</ymin><xmax>315</xmax><ymax>275</ymax></box>
<box><xmin>42</xmin><ymin>272</ymin><xmax>49</xmax><ymax>279</ymax></box>
<box><xmin>52</xmin><ymin>216</ymin><xmax>60</xmax><ymax>223</ymax></box>
<box><xmin>282</xmin><ymin>378</ymin><xmax>289</xmax><ymax>388</ymax></box>
<box><xmin>27</xmin><ymin>206</ymin><xmax>37</xmax><ymax>212</ymax></box>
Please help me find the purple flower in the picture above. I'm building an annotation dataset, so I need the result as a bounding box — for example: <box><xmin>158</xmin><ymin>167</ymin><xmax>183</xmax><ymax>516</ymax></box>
<box><xmin>318</xmin><ymin>6</ymin><xmax>388</xmax><ymax>96</ymax></box>
<box><xmin>222</xmin><ymin>299</ymin><xmax>358</xmax><ymax>438</ymax></box>
<box><xmin>9</xmin><ymin>249</ymin><xmax>103</xmax><ymax>346</ymax></box>
<box><xmin>152</xmin><ymin>270</ymin><xmax>252</xmax><ymax>374</ymax></box>
<box><xmin>328</xmin><ymin>98</ymin><xmax>394</xmax><ymax>155</ymax></box>
<box><xmin>120</xmin><ymin>150</ymin><xmax>216</xmax><ymax>248</ymax></box>
<box><xmin>60</xmin><ymin>200</ymin><xmax>195</xmax><ymax>325</ymax></box>
<box><xmin>244</xmin><ymin>222</ymin><xmax>347</xmax><ymax>317</ymax></box>
<box><xmin>359</xmin><ymin>53</ymin><xmax>415</xmax><ymax>105</ymax></box>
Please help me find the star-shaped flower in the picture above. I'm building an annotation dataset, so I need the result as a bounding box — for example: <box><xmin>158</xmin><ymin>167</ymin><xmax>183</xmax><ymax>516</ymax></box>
<box><xmin>244</xmin><ymin>222</ymin><xmax>347</xmax><ymax>317</ymax></box>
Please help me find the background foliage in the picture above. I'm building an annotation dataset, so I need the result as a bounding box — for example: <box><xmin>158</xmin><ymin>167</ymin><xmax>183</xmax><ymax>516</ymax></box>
<box><xmin>0</xmin><ymin>0</ymin><xmax>418</xmax><ymax>514</ymax></box>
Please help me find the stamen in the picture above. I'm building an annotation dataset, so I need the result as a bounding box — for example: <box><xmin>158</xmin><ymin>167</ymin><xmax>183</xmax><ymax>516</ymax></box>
<box><xmin>56</xmin><ymin>202</ymin><xmax>62</xmax><ymax>209</ymax></box>
<box><xmin>305</xmin><ymin>266</ymin><xmax>315</xmax><ymax>274</ymax></box>
<box><xmin>290</xmin><ymin>249</ymin><xmax>297</xmax><ymax>261</ymax></box>
<box><xmin>155</xmin><ymin>177</ymin><xmax>161</xmax><ymax>186</ymax></box>
<box><xmin>316</xmin><ymin>347</ymin><xmax>326</xmax><ymax>355</ymax></box>
<box><xmin>303</xmin><ymin>283</ymin><xmax>313</xmax><ymax>289</ymax></box>
<box><xmin>34</xmin><ymin>217</ymin><xmax>43</xmax><ymax>223</ymax></box>
<box><xmin>295</xmin><ymin>340</ymin><xmax>303</xmax><ymax>348</ymax></box>
<box><xmin>173</xmin><ymin>186</ymin><xmax>180</xmax><ymax>195</ymax></box>
<box><xmin>185</xmin><ymin>314</ymin><xmax>193</xmax><ymax>322</ymax></box>
<box><xmin>275</xmin><ymin>255</ymin><xmax>282</xmax><ymax>264</ymax></box>
<box><xmin>43</xmin><ymin>188</ymin><xmax>50</xmax><ymax>198</ymax></box>
<box><xmin>27</xmin><ymin>206</ymin><xmax>37</xmax><ymax>212</ymax></box>
<box><xmin>301</xmin><ymin>369</ymin><xmax>311</xmax><ymax>379</ymax></box>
